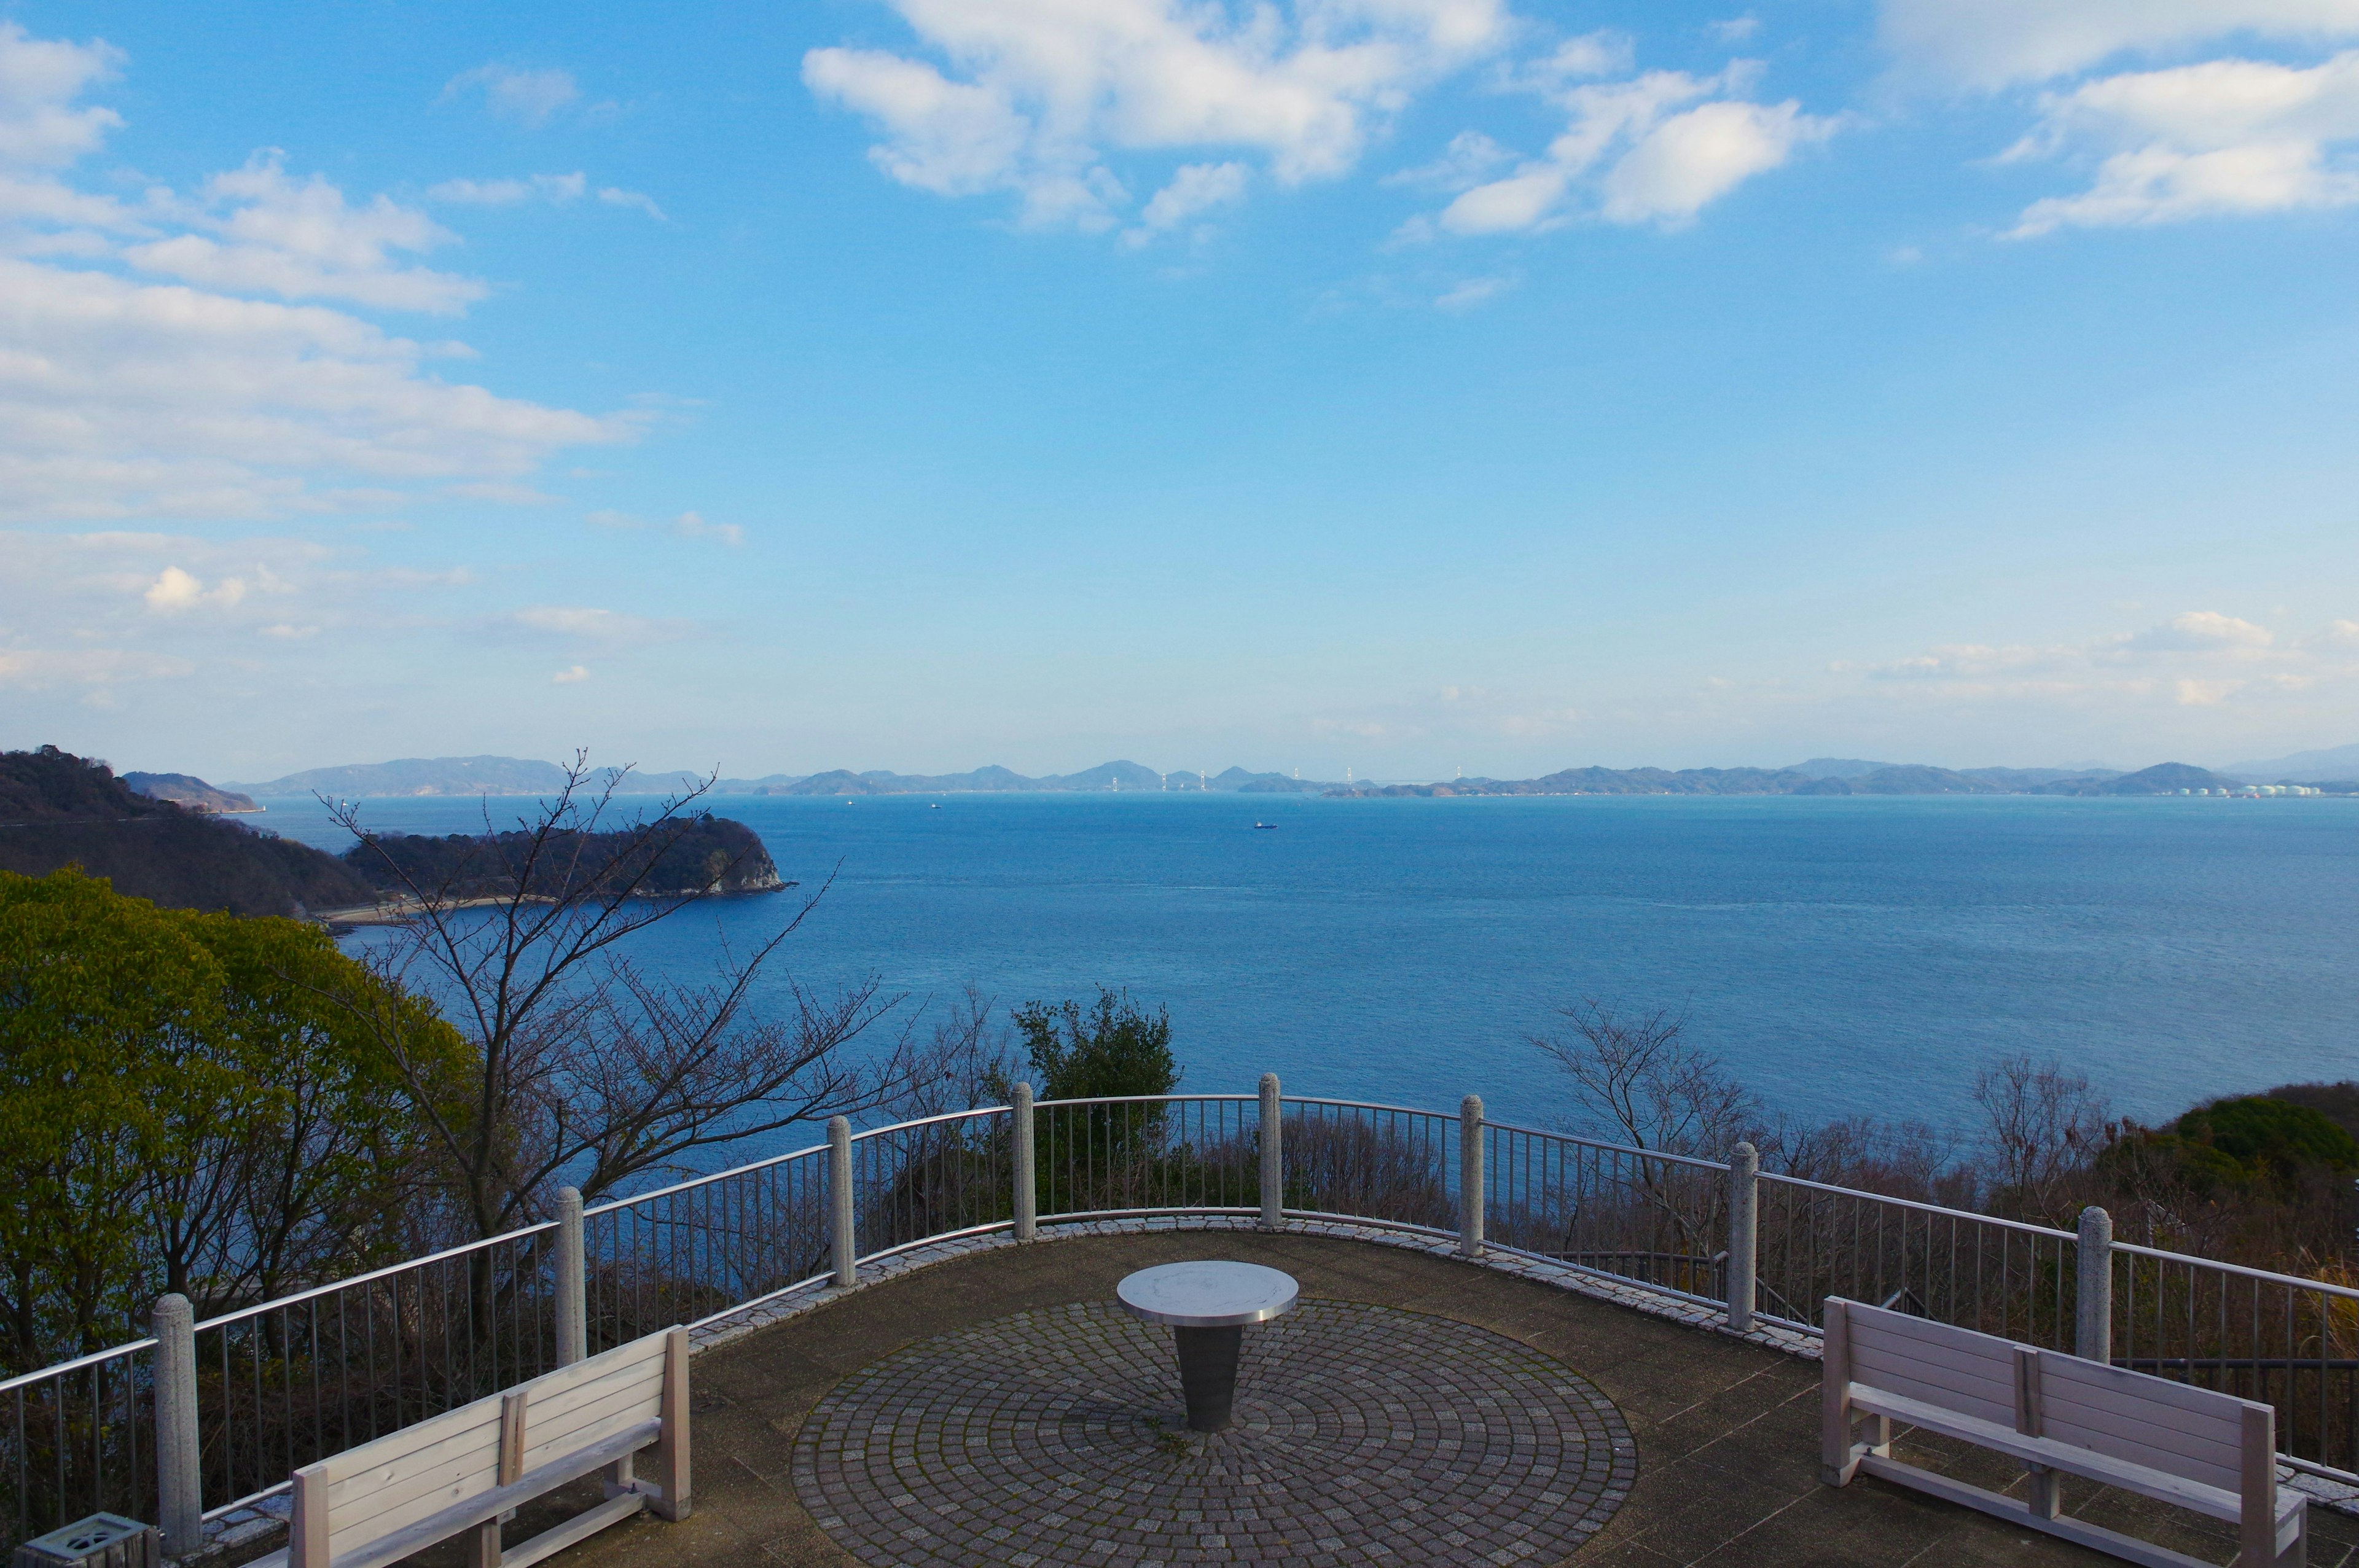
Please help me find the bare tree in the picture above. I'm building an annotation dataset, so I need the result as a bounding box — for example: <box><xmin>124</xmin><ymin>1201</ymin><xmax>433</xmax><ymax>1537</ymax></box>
<box><xmin>1528</xmin><ymin>1000</ymin><xmax>1764</xmax><ymax>1157</ymax></box>
<box><xmin>1973</xmin><ymin>1055</ymin><xmax>2109</xmax><ymax>1227</ymax></box>
<box><xmin>327</xmin><ymin>753</ymin><xmax>950</xmax><ymax>1240</ymax></box>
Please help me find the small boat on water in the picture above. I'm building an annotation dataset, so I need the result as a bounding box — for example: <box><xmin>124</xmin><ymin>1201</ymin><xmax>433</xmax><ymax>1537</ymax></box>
<box><xmin>1253</xmin><ymin>821</ymin><xmax>1277</xmax><ymax>830</ymax></box>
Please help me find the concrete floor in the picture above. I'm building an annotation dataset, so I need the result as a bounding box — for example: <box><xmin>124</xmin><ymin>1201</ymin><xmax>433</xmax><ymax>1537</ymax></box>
<box><xmin>393</xmin><ymin>1230</ymin><xmax>2359</xmax><ymax>1567</ymax></box>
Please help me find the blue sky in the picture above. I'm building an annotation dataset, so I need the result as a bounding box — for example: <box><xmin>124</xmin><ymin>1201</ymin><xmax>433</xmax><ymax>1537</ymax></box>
<box><xmin>2</xmin><ymin>0</ymin><xmax>2357</xmax><ymax>782</ymax></box>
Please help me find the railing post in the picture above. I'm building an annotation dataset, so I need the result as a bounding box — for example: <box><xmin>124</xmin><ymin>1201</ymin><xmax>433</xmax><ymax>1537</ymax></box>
<box><xmin>153</xmin><ymin>1292</ymin><xmax>203</xmax><ymax>1558</ymax></box>
<box><xmin>830</xmin><ymin>1115</ymin><xmax>858</xmax><ymax>1289</ymax></box>
<box><xmin>1012</xmin><ymin>1083</ymin><xmax>1037</xmax><ymax>1241</ymax></box>
<box><xmin>555</xmin><ymin>1185</ymin><xmax>587</xmax><ymax>1365</ymax></box>
<box><xmin>2076</xmin><ymin>1204</ymin><xmax>2113</xmax><ymax>1363</ymax></box>
<box><xmin>1458</xmin><ymin>1094</ymin><xmax>1485</xmax><ymax>1259</ymax></box>
<box><xmin>1259</xmin><ymin>1074</ymin><xmax>1283</xmax><ymax>1230</ymax></box>
<box><xmin>1726</xmin><ymin>1142</ymin><xmax>1759</xmax><ymax>1333</ymax></box>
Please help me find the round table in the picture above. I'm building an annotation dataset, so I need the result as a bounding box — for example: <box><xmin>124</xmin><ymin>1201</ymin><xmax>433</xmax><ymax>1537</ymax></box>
<box><xmin>1116</xmin><ymin>1261</ymin><xmax>1299</xmax><ymax>1432</ymax></box>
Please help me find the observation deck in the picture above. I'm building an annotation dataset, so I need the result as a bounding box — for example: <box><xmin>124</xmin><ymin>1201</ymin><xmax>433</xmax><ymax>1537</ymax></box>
<box><xmin>22</xmin><ymin>1086</ymin><xmax>2359</xmax><ymax>1568</ymax></box>
<box><xmin>459</xmin><ymin>1220</ymin><xmax>2359</xmax><ymax>1568</ymax></box>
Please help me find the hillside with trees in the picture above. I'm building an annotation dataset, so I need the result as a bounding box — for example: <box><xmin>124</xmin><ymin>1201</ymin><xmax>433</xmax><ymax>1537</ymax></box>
<box><xmin>0</xmin><ymin>747</ymin><xmax>376</xmax><ymax>918</ymax></box>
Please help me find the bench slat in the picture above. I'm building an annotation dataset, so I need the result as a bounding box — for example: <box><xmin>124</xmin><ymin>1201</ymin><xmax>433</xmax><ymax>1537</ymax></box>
<box><xmin>1848</xmin><ymin>1345</ymin><xmax>2014</xmax><ymax>1426</ymax></box>
<box><xmin>322</xmin><ymin>1418</ymin><xmax>504</xmax><ymax>1540</ymax></box>
<box><xmin>319</xmin><ymin>1395</ymin><xmax>503</xmax><ymax>1489</ymax></box>
<box><xmin>1850</xmin><ymin>1327</ymin><xmax>2014</xmax><ymax>1384</ymax></box>
<box><xmin>507</xmin><ymin>1340</ymin><xmax>667</xmax><ymax>1432</ymax></box>
<box><xmin>518</xmin><ymin>1363</ymin><xmax>667</xmax><ymax>1461</ymax></box>
<box><xmin>2039</xmin><ymin>1350</ymin><xmax>2261</xmax><ymax>1427</ymax></box>
<box><xmin>321</xmin><ymin>1345</ymin><xmax>665</xmax><ymax>1522</ymax></box>
<box><xmin>522</xmin><ymin>1400</ymin><xmax>678</xmax><ymax>1483</ymax></box>
<box><xmin>2036</xmin><ymin>1365</ymin><xmax>2248</xmax><ymax>1447</ymax></box>
<box><xmin>325</xmin><ymin>1355</ymin><xmax>668</xmax><ymax>1547</ymax></box>
<box><xmin>1850</xmin><ymin>1309</ymin><xmax>2017</xmax><ymax>1367</ymax></box>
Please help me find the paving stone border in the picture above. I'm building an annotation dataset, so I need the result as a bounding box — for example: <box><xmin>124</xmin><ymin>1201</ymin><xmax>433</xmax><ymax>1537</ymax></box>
<box><xmin>791</xmin><ymin>1297</ymin><xmax>1636</xmax><ymax>1567</ymax></box>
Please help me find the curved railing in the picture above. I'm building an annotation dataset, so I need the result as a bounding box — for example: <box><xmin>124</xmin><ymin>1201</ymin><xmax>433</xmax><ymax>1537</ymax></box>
<box><xmin>12</xmin><ymin>1085</ymin><xmax>2359</xmax><ymax>1552</ymax></box>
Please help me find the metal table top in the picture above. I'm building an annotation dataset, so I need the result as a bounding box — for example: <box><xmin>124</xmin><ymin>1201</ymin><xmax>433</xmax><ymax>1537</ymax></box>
<box><xmin>1116</xmin><ymin>1262</ymin><xmax>1301</xmax><ymax>1328</ymax></box>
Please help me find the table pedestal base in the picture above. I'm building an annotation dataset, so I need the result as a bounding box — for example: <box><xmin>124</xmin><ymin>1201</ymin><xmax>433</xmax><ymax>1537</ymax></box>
<box><xmin>1172</xmin><ymin>1325</ymin><xmax>1244</xmax><ymax>1432</ymax></box>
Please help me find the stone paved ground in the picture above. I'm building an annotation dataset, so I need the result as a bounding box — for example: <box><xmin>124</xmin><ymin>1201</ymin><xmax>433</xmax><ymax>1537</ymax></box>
<box><xmin>792</xmin><ymin>1298</ymin><xmax>1635</xmax><ymax>1566</ymax></box>
<box><xmin>384</xmin><ymin>1229</ymin><xmax>2359</xmax><ymax>1568</ymax></box>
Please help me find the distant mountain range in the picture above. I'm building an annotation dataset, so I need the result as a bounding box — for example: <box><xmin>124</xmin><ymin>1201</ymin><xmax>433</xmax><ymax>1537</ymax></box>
<box><xmin>228</xmin><ymin>757</ymin><xmax>1326</xmax><ymax>796</ymax></box>
<box><xmin>1334</xmin><ymin>761</ymin><xmax>2259</xmax><ymax>798</ymax></box>
<box><xmin>215</xmin><ymin>752</ymin><xmax>2359</xmax><ymax>800</ymax></box>
<box><xmin>2225</xmin><ymin>741</ymin><xmax>2359</xmax><ymax>782</ymax></box>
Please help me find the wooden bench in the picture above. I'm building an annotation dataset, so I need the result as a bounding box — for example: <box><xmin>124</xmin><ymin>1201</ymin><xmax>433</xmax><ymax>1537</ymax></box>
<box><xmin>1822</xmin><ymin>1297</ymin><xmax>2304</xmax><ymax>1567</ymax></box>
<box><xmin>252</xmin><ymin>1325</ymin><xmax>690</xmax><ymax>1568</ymax></box>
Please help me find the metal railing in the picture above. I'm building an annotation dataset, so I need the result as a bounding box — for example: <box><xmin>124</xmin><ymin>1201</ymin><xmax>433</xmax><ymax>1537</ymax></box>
<box><xmin>1753</xmin><ymin>1172</ymin><xmax>2083</xmax><ymax>1344</ymax></box>
<box><xmin>16</xmin><ymin>1080</ymin><xmax>2359</xmax><ymax>1553</ymax></box>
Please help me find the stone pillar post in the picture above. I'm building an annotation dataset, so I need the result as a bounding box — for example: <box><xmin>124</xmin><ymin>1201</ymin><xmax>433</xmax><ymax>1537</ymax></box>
<box><xmin>153</xmin><ymin>1292</ymin><xmax>203</xmax><ymax>1558</ymax></box>
<box><xmin>1459</xmin><ymin>1094</ymin><xmax>1485</xmax><ymax>1259</ymax></box>
<box><xmin>1726</xmin><ymin>1142</ymin><xmax>1759</xmax><ymax>1333</ymax></box>
<box><xmin>830</xmin><ymin>1116</ymin><xmax>858</xmax><ymax>1289</ymax></box>
<box><xmin>2076</xmin><ymin>1205</ymin><xmax>2113</xmax><ymax>1363</ymax></box>
<box><xmin>1259</xmin><ymin>1074</ymin><xmax>1283</xmax><ymax>1230</ymax></box>
<box><xmin>1012</xmin><ymin>1083</ymin><xmax>1037</xmax><ymax>1241</ymax></box>
<box><xmin>555</xmin><ymin>1185</ymin><xmax>587</xmax><ymax>1366</ymax></box>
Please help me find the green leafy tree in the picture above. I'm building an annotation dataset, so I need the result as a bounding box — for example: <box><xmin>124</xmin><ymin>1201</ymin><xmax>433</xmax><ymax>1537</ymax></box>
<box><xmin>0</xmin><ymin>868</ymin><xmax>462</xmax><ymax>1371</ymax></box>
<box><xmin>1013</xmin><ymin>988</ymin><xmax>1178</xmax><ymax>1101</ymax></box>
<box><xmin>1011</xmin><ymin>989</ymin><xmax>1178</xmax><ymax>1212</ymax></box>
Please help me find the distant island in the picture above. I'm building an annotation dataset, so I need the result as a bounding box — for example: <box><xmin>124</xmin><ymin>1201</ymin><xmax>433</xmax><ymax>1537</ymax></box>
<box><xmin>219</xmin><ymin>752</ymin><xmax>2359</xmax><ymax>800</ymax></box>
<box><xmin>1</xmin><ymin>747</ymin><xmax>791</xmax><ymax>921</ymax></box>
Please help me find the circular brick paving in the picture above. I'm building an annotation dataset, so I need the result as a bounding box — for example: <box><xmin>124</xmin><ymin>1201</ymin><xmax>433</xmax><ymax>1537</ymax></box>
<box><xmin>791</xmin><ymin>1298</ymin><xmax>1636</xmax><ymax>1567</ymax></box>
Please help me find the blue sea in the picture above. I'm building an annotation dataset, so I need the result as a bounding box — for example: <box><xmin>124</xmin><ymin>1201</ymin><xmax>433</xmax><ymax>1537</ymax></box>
<box><xmin>252</xmin><ymin>791</ymin><xmax>2359</xmax><ymax>1144</ymax></box>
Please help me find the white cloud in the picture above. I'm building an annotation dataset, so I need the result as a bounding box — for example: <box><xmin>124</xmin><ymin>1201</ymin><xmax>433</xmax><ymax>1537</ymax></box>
<box><xmin>2005</xmin><ymin>51</ymin><xmax>2359</xmax><ymax>233</ymax></box>
<box><xmin>1840</xmin><ymin>610</ymin><xmax>2359</xmax><ymax>720</ymax></box>
<box><xmin>1707</xmin><ymin>17</ymin><xmax>1762</xmax><ymax>45</ymax></box>
<box><xmin>442</xmin><ymin>65</ymin><xmax>581</xmax><ymax>127</ymax></box>
<box><xmin>0</xmin><ymin>25</ymin><xmax>631</xmax><ymax>523</ymax></box>
<box><xmin>123</xmin><ymin>153</ymin><xmax>482</xmax><ymax>313</ymax></box>
<box><xmin>1125</xmin><ymin>161</ymin><xmax>1250</xmax><ymax>243</ymax></box>
<box><xmin>0</xmin><ymin>646</ymin><xmax>193</xmax><ymax>690</ymax></box>
<box><xmin>552</xmin><ymin>663</ymin><xmax>590</xmax><ymax>684</ymax></box>
<box><xmin>667</xmin><ymin>510</ymin><xmax>743</xmax><ymax>545</ymax></box>
<box><xmin>0</xmin><ymin>258</ymin><xmax>628</xmax><ymax>521</ymax></box>
<box><xmin>1502</xmin><ymin>33</ymin><xmax>1635</xmax><ymax>90</ymax></box>
<box><xmin>511</xmin><ymin>604</ymin><xmax>672</xmax><ymax>642</ymax></box>
<box><xmin>1435</xmin><ymin>273</ymin><xmax>1511</xmax><ymax>309</ymax></box>
<box><xmin>2120</xmin><ymin>610</ymin><xmax>2274</xmax><ymax>650</ymax></box>
<box><xmin>1384</xmin><ymin>130</ymin><xmax>1514</xmax><ymax>190</ymax></box>
<box><xmin>597</xmin><ymin>186</ymin><xmax>667</xmax><ymax>220</ymax></box>
<box><xmin>1428</xmin><ymin>66</ymin><xmax>1836</xmax><ymax>234</ymax></box>
<box><xmin>142</xmin><ymin>564</ymin><xmax>247</xmax><ymax>612</ymax></box>
<box><xmin>0</xmin><ymin>21</ymin><xmax>123</xmax><ymax>168</ymax></box>
<box><xmin>805</xmin><ymin>0</ymin><xmax>1513</xmax><ymax>230</ymax></box>
<box><xmin>428</xmin><ymin>173</ymin><xmax>588</xmax><ymax>205</ymax></box>
<box><xmin>1879</xmin><ymin>0</ymin><xmax>2359</xmax><ymax>88</ymax></box>
<box><xmin>1601</xmin><ymin>98</ymin><xmax>1833</xmax><ymax>224</ymax></box>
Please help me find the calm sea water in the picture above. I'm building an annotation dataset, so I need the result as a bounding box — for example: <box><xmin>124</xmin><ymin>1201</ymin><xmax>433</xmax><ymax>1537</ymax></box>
<box><xmin>252</xmin><ymin>792</ymin><xmax>2359</xmax><ymax>1144</ymax></box>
